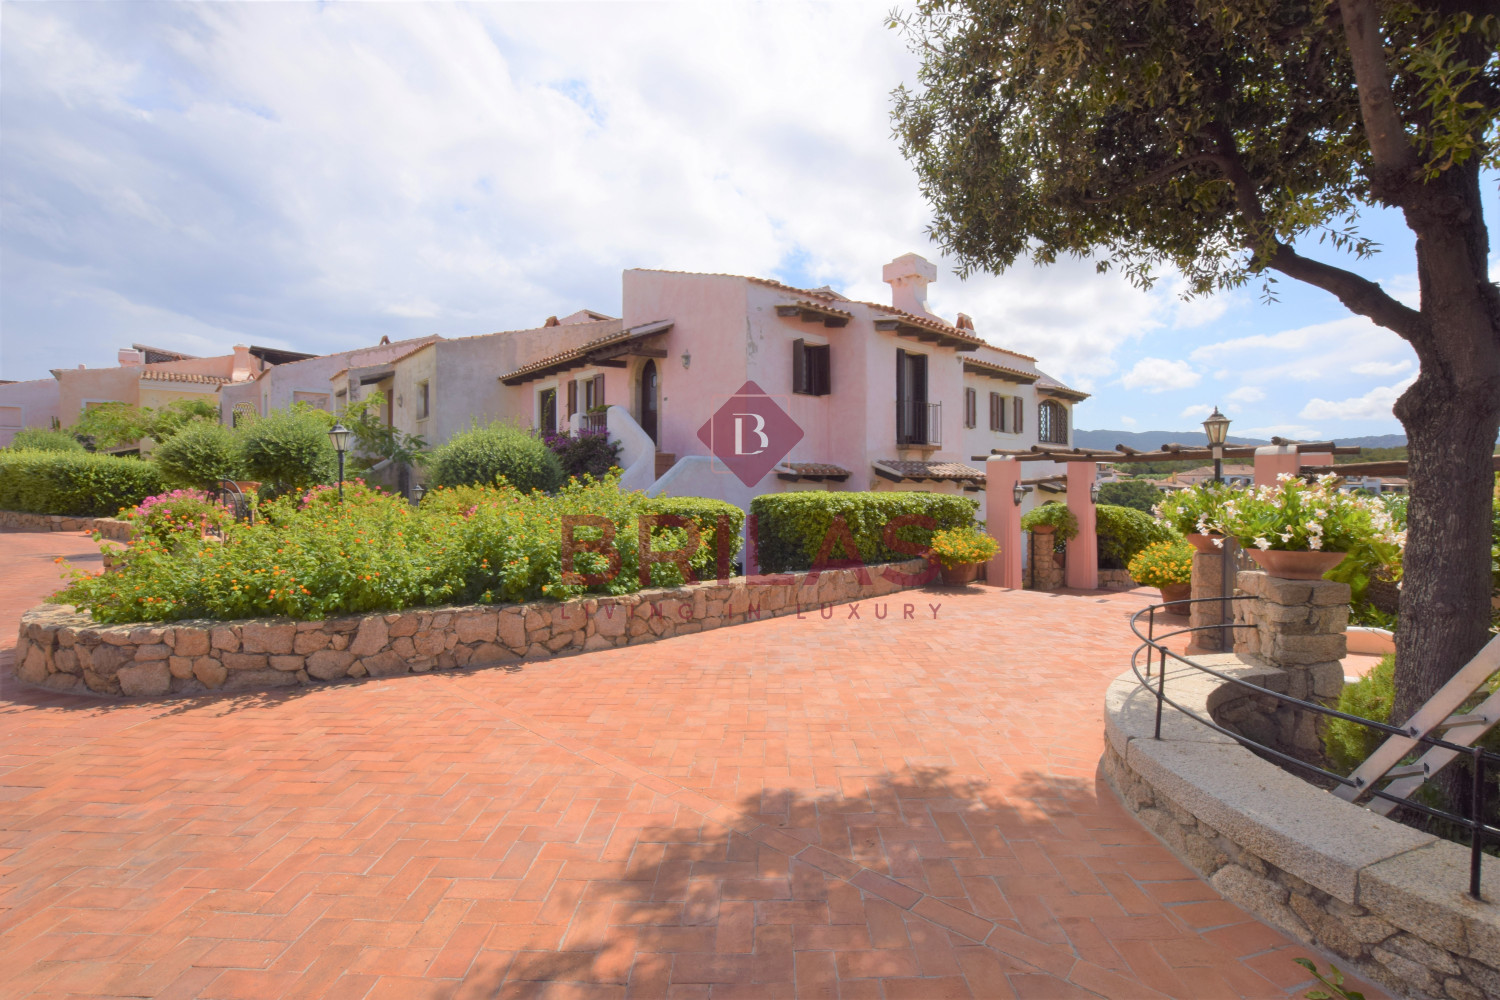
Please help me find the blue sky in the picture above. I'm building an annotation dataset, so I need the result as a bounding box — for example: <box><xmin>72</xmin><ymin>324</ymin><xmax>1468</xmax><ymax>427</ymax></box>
<box><xmin>2</xmin><ymin>2</ymin><xmax>1495</xmax><ymax>440</ymax></box>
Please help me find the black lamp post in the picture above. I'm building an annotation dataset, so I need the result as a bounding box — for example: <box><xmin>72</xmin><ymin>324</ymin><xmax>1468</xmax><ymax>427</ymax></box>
<box><xmin>1203</xmin><ymin>407</ymin><xmax>1231</xmax><ymax>484</ymax></box>
<box><xmin>328</xmin><ymin>423</ymin><xmax>351</xmax><ymax>501</ymax></box>
<box><xmin>1012</xmin><ymin>482</ymin><xmax>1032</xmax><ymax>506</ymax></box>
<box><xmin>412</xmin><ymin>482</ymin><xmax>426</xmax><ymax>505</ymax></box>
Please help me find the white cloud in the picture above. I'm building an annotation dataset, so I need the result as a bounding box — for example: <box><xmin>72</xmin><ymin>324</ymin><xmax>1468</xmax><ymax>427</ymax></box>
<box><xmin>1299</xmin><ymin>377</ymin><xmax>1416</xmax><ymax>421</ymax></box>
<box><xmin>1189</xmin><ymin>316</ymin><xmax>1415</xmax><ymax>385</ymax></box>
<box><xmin>1226</xmin><ymin>386</ymin><xmax>1265</xmax><ymax>403</ymax></box>
<box><xmin>1180</xmin><ymin>403</ymin><xmax>1214</xmax><ymax>419</ymax></box>
<box><xmin>1119</xmin><ymin>415</ymin><xmax>1137</xmax><ymax>426</ymax></box>
<box><xmin>1351</xmin><ymin>359</ymin><xmax>1412</xmax><ymax>377</ymax></box>
<box><xmin>1119</xmin><ymin>357</ymin><xmax>1201</xmax><ymax>393</ymax></box>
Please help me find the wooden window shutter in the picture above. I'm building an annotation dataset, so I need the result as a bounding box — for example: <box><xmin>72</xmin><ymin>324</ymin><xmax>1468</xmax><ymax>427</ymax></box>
<box><xmin>964</xmin><ymin>387</ymin><xmax>976</xmax><ymax>428</ymax></box>
<box><xmin>813</xmin><ymin>344</ymin><xmax>830</xmax><ymax>395</ymax></box>
<box><xmin>567</xmin><ymin>380</ymin><xmax>577</xmax><ymax>417</ymax></box>
<box><xmin>592</xmin><ymin>374</ymin><xmax>604</xmax><ymax>407</ymax></box>
<box><xmin>1014</xmin><ymin>396</ymin><xmax>1023</xmax><ymax>434</ymax></box>
<box><xmin>989</xmin><ymin>393</ymin><xmax>1001</xmax><ymax>431</ymax></box>
<box><xmin>793</xmin><ymin>339</ymin><xmax>806</xmax><ymax>394</ymax></box>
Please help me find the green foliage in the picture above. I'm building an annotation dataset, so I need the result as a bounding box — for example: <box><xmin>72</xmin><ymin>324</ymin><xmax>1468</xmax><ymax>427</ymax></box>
<box><xmin>646</xmin><ymin>496</ymin><xmax>746</xmax><ymax>576</ymax></box>
<box><xmin>1152</xmin><ymin>482</ymin><xmax>1237</xmax><ymax>536</ymax></box>
<box><xmin>73</xmin><ymin>399</ymin><xmax>220</xmax><ymax>449</ymax></box>
<box><xmin>545</xmin><ymin>430</ymin><xmax>623</xmax><ymax>481</ymax></box>
<box><xmin>8</xmin><ymin>428</ymin><xmax>83</xmax><ymax>452</ymax></box>
<box><xmin>150</xmin><ymin>422</ymin><xmax>244</xmax><ymax>491</ymax></box>
<box><xmin>1019</xmin><ymin>502</ymin><xmax>1079</xmax><ymax>542</ymax></box>
<box><xmin>928</xmin><ymin>526</ymin><xmax>998</xmax><ymax>569</ymax></box>
<box><xmin>0</xmin><ymin>450</ymin><xmax>163</xmax><ymax>517</ymax></box>
<box><xmin>1096</xmin><ymin>504</ymin><xmax>1180</xmax><ymax>568</ymax></box>
<box><xmin>341</xmin><ymin>390</ymin><xmax>427</xmax><ymax>469</ymax></box>
<box><xmin>55</xmin><ymin>473</ymin><xmax>744</xmax><ymax>623</ymax></box>
<box><xmin>240</xmin><ymin>405</ymin><xmax>337</xmax><ymax>498</ymax></box>
<box><xmin>1128</xmin><ymin>539</ymin><xmax>1194</xmax><ymax>588</ymax></box>
<box><xmin>889</xmin><ymin>2</ymin><xmax>1497</xmax><ymax>294</ymax></box>
<box><xmin>750</xmin><ymin>491</ymin><xmax>978</xmax><ymax>574</ymax></box>
<box><xmin>427</xmin><ymin>422</ymin><xmax>565</xmax><ymax>494</ymax></box>
<box><xmin>1294</xmin><ymin>957</ymin><xmax>1365</xmax><ymax>1000</ymax></box>
<box><xmin>1096</xmin><ymin>479</ymin><xmax>1162</xmax><ymax>513</ymax></box>
<box><xmin>1326</xmin><ymin>655</ymin><xmax>1395</xmax><ymax>776</ymax></box>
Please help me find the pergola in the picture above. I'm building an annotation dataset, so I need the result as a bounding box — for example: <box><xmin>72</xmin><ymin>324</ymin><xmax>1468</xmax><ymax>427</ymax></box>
<box><xmin>975</xmin><ymin>437</ymin><xmax>1363</xmax><ymax>466</ymax></box>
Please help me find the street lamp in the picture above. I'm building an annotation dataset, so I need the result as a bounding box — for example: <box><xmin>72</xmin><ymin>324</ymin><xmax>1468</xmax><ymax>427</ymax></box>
<box><xmin>1202</xmin><ymin>407</ymin><xmax>1231</xmax><ymax>484</ymax></box>
<box><xmin>412</xmin><ymin>482</ymin><xmax>426</xmax><ymax>505</ymax></box>
<box><xmin>328</xmin><ymin>422</ymin><xmax>351</xmax><ymax>501</ymax></box>
<box><xmin>1012</xmin><ymin>482</ymin><xmax>1032</xmax><ymax>506</ymax></box>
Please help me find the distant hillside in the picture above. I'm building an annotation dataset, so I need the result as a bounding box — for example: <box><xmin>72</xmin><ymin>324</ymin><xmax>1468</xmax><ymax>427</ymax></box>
<box><xmin>1075</xmin><ymin>429</ymin><xmax>1408</xmax><ymax>451</ymax></box>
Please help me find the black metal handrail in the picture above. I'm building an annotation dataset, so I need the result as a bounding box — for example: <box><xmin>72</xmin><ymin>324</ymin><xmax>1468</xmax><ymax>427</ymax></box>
<box><xmin>1129</xmin><ymin>596</ymin><xmax>1497</xmax><ymax>899</ymax></box>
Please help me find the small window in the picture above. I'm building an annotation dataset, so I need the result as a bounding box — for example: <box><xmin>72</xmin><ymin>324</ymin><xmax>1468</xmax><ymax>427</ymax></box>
<box><xmin>1039</xmin><ymin>399</ymin><xmax>1068</xmax><ymax>445</ymax></box>
<box><xmin>583</xmin><ymin>374</ymin><xmax>605</xmax><ymax>410</ymax></box>
<box><xmin>539</xmin><ymin>387</ymin><xmax>558</xmax><ymax>434</ymax></box>
<box><xmin>989</xmin><ymin>392</ymin><xmax>1003</xmax><ymax>432</ymax></box>
<box><xmin>232</xmin><ymin>401</ymin><xmax>259</xmax><ymax>428</ymax></box>
<box><xmin>792</xmin><ymin>340</ymin><xmax>831</xmax><ymax>396</ymax></box>
<box><xmin>416</xmin><ymin>381</ymin><xmax>430</xmax><ymax>420</ymax></box>
<box><xmin>963</xmin><ymin>387</ymin><xmax>977</xmax><ymax>428</ymax></box>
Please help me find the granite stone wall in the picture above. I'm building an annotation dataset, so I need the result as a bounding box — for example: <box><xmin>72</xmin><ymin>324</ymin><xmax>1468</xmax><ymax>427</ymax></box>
<box><xmin>13</xmin><ymin>559</ymin><xmax>934</xmax><ymax>699</ymax></box>
<box><xmin>0</xmin><ymin>510</ymin><xmax>133</xmax><ymax>540</ymax></box>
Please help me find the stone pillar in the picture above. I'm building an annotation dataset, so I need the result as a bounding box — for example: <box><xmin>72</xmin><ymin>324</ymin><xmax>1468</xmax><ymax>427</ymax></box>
<box><xmin>985</xmin><ymin>457</ymin><xmax>1023</xmax><ymax>589</ymax></box>
<box><xmin>1064</xmin><ymin>461</ymin><xmax>1098</xmax><ymax>590</ymax></box>
<box><xmin>1254</xmin><ymin>445</ymin><xmax>1299</xmax><ymax>486</ymax></box>
<box><xmin>1233</xmin><ymin>570</ymin><xmax>1350</xmax><ymax>762</ymax></box>
<box><xmin>1187</xmin><ymin>548</ymin><xmax>1229</xmax><ymax>653</ymax></box>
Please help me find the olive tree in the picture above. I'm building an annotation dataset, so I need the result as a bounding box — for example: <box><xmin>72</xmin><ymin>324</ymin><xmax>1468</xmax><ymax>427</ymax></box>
<box><xmin>891</xmin><ymin>0</ymin><xmax>1498</xmax><ymax>723</ymax></box>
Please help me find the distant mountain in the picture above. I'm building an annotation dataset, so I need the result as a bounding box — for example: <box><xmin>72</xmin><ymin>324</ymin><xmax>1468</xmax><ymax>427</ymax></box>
<box><xmin>1074</xmin><ymin>429</ymin><xmax>1408</xmax><ymax>451</ymax></box>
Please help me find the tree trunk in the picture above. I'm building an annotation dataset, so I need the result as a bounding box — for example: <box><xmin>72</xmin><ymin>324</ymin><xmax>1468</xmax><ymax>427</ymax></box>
<box><xmin>1388</xmin><ymin>159</ymin><xmax>1500</xmax><ymax>725</ymax></box>
<box><xmin>1391</xmin><ymin>380</ymin><xmax>1499</xmax><ymax>725</ymax></box>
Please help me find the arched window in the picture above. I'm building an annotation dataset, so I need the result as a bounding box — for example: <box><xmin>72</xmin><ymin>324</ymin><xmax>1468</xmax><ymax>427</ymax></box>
<box><xmin>1038</xmin><ymin>399</ymin><xmax>1068</xmax><ymax>445</ymax></box>
<box><xmin>231</xmin><ymin>401</ymin><xmax>259</xmax><ymax>429</ymax></box>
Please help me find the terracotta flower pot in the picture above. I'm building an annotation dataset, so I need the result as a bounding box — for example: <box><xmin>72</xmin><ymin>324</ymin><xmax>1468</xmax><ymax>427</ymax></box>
<box><xmin>940</xmin><ymin>562</ymin><xmax>981</xmax><ymax>587</ymax></box>
<box><xmin>1030</xmin><ymin>524</ymin><xmax>1055</xmax><ymax>535</ymax></box>
<box><xmin>1158</xmin><ymin>582</ymin><xmax>1191</xmax><ymax>610</ymax></box>
<box><xmin>1248</xmin><ymin>549</ymin><xmax>1346</xmax><ymax>580</ymax></box>
<box><xmin>1185</xmin><ymin>533</ymin><xmax>1223</xmax><ymax>552</ymax></box>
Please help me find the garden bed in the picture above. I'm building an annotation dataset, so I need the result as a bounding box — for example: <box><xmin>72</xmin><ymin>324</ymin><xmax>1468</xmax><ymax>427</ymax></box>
<box><xmin>13</xmin><ymin>559</ymin><xmax>931</xmax><ymax>698</ymax></box>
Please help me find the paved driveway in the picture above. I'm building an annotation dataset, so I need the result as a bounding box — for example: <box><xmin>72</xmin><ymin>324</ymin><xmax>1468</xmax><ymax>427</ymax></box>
<box><xmin>0</xmin><ymin>530</ymin><xmax>1379</xmax><ymax>999</ymax></box>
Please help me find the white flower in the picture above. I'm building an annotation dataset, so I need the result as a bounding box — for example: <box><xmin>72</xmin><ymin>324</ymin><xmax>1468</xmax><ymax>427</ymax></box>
<box><xmin>1306</xmin><ymin>521</ymin><xmax>1324</xmax><ymax>535</ymax></box>
<box><xmin>1212</xmin><ymin>537</ymin><xmax>1224</xmax><ymax>548</ymax></box>
<box><xmin>1253</xmin><ymin>537</ymin><xmax>1271</xmax><ymax>550</ymax></box>
<box><xmin>1308</xmin><ymin>536</ymin><xmax>1323</xmax><ymax>550</ymax></box>
<box><xmin>1279</xmin><ymin>530</ymin><xmax>1293</xmax><ymax>542</ymax></box>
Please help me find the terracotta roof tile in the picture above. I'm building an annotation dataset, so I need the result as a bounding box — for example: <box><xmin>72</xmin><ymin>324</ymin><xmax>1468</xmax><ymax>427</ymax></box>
<box><xmin>137</xmin><ymin>371</ymin><xmax>232</xmax><ymax>386</ymax></box>
<box><xmin>776</xmin><ymin>462</ymin><xmax>852</xmax><ymax>480</ymax></box>
<box><xmin>872</xmin><ymin>460</ymin><xmax>987</xmax><ymax>483</ymax></box>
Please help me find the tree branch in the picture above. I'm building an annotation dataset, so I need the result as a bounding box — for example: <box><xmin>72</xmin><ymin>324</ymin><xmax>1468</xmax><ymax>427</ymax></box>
<box><xmin>1264</xmin><ymin>242</ymin><xmax>1426</xmax><ymax>340</ymax></box>
<box><xmin>1203</xmin><ymin>125</ymin><xmax>1426</xmax><ymax>342</ymax></box>
<box><xmin>1337</xmin><ymin>0</ymin><xmax>1420</xmax><ymax>198</ymax></box>
<box><xmin>1082</xmin><ymin>155</ymin><xmax>1222</xmax><ymax>204</ymax></box>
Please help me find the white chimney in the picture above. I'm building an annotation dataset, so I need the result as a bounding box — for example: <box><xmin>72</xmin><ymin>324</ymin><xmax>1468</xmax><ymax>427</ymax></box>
<box><xmin>882</xmin><ymin>253</ymin><xmax>939</xmax><ymax>319</ymax></box>
<box><xmin>117</xmin><ymin>348</ymin><xmax>144</xmax><ymax>367</ymax></box>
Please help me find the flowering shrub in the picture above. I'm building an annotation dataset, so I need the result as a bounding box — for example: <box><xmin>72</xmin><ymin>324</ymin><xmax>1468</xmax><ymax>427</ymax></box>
<box><xmin>1152</xmin><ymin>481</ymin><xmax>1237</xmax><ymax>536</ymax></box>
<box><xmin>1128</xmin><ymin>539</ymin><xmax>1193</xmax><ymax>588</ymax></box>
<box><xmin>1019</xmin><ymin>502</ymin><xmax>1079</xmax><ymax>541</ymax></box>
<box><xmin>928</xmin><ymin>526</ymin><xmax>998</xmax><ymax>569</ymax></box>
<box><xmin>54</xmin><ymin>472</ymin><xmax>744</xmax><ymax>624</ymax></box>
<box><xmin>128</xmin><ymin>489</ymin><xmax>233</xmax><ymax>544</ymax></box>
<box><xmin>543</xmin><ymin>429</ymin><xmax>622</xmax><ymax>481</ymax></box>
<box><xmin>1211</xmin><ymin>474</ymin><xmax>1403</xmax><ymax>553</ymax></box>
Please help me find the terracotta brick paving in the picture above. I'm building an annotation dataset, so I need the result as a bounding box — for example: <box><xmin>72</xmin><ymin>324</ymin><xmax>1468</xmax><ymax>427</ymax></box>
<box><xmin>0</xmin><ymin>530</ymin><xmax>1387</xmax><ymax>998</ymax></box>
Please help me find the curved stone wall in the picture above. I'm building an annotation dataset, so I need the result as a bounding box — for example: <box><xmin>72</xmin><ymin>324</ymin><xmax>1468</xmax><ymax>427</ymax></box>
<box><xmin>13</xmin><ymin>560</ymin><xmax>932</xmax><ymax>699</ymax></box>
<box><xmin>1103</xmin><ymin>658</ymin><xmax>1500</xmax><ymax>1000</ymax></box>
<box><xmin>1</xmin><ymin>510</ymin><xmax>133</xmax><ymax>539</ymax></box>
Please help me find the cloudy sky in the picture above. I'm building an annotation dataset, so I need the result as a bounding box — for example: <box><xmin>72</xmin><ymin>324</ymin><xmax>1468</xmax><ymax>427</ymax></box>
<box><xmin>2</xmin><ymin>2</ymin><xmax>1495</xmax><ymax>438</ymax></box>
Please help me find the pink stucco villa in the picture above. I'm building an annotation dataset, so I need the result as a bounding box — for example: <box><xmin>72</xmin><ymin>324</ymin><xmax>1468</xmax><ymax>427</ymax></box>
<box><xmin>348</xmin><ymin>253</ymin><xmax>1086</xmax><ymax>517</ymax></box>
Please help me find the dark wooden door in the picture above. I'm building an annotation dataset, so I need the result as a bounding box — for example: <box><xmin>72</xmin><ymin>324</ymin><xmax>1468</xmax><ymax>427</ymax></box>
<box><xmin>640</xmin><ymin>360</ymin><xmax>659</xmax><ymax>445</ymax></box>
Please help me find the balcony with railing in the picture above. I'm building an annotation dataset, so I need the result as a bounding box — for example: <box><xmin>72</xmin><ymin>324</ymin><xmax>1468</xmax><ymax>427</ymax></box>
<box><xmin>895</xmin><ymin>399</ymin><xmax>941</xmax><ymax>447</ymax></box>
<box><xmin>579</xmin><ymin>411</ymin><xmax>608</xmax><ymax>434</ymax></box>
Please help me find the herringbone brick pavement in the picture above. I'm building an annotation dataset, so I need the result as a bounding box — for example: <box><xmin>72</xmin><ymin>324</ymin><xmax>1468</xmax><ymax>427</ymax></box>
<box><xmin>0</xmin><ymin>531</ymin><xmax>1386</xmax><ymax>998</ymax></box>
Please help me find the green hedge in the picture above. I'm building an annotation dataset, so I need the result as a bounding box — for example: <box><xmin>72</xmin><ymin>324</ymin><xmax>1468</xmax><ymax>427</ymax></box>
<box><xmin>647</xmin><ymin>496</ymin><xmax>746</xmax><ymax>575</ymax></box>
<box><xmin>8</xmin><ymin>428</ymin><xmax>83</xmax><ymax>453</ymax></box>
<box><xmin>1096</xmin><ymin>503</ymin><xmax>1179</xmax><ymax>568</ymax></box>
<box><xmin>750</xmin><ymin>491</ymin><xmax>978</xmax><ymax>573</ymax></box>
<box><xmin>428</xmin><ymin>423</ymin><xmax>564</xmax><ymax>494</ymax></box>
<box><xmin>0</xmin><ymin>450</ymin><xmax>164</xmax><ymax>517</ymax></box>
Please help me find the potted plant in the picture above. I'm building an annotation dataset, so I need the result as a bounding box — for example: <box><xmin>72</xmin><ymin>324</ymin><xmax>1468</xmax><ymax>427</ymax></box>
<box><xmin>1128</xmin><ymin>539</ymin><xmax>1194</xmax><ymax>611</ymax></box>
<box><xmin>929</xmin><ymin>525</ymin><xmax>999</xmax><ymax>586</ymax></box>
<box><xmin>1212</xmin><ymin>474</ymin><xmax>1403</xmax><ymax>580</ymax></box>
<box><xmin>1019</xmin><ymin>502</ymin><xmax>1079</xmax><ymax>542</ymax></box>
<box><xmin>1153</xmin><ymin>482</ymin><xmax>1235</xmax><ymax>551</ymax></box>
